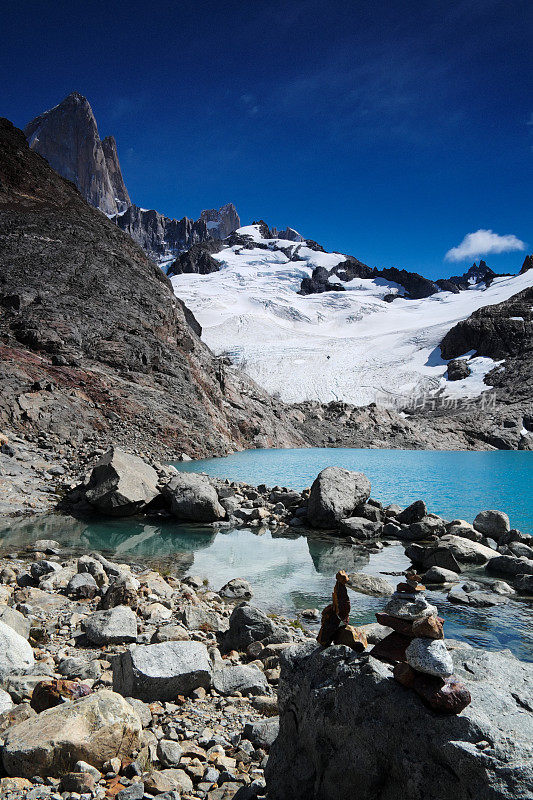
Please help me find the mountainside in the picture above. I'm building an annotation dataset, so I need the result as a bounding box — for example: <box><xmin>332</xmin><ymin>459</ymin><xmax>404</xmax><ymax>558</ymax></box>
<box><xmin>24</xmin><ymin>93</ymin><xmax>241</xmax><ymax>260</ymax></box>
<box><xmin>0</xmin><ymin>118</ymin><xmax>304</xmax><ymax>462</ymax></box>
<box><xmin>169</xmin><ymin>224</ymin><xmax>533</xmax><ymax>407</ymax></box>
<box><xmin>24</xmin><ymin>92</ymin><xmax>130</xmax><ymax>216</ymax></box>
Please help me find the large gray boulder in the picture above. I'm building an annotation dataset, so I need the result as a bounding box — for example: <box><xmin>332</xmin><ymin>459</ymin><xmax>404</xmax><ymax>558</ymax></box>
<box><xmin>222</xmin><ymin>604</ymin><xmax>290</xmax><ymax>652</ymax></box>
<box><xmin>473</xmin><ymin>510</ymin><xmax>510</xmax><ymax>540</ymax></box>
<box><xmin>112</xmin><ymin>641</ymin><xmax>212</xmax><ymax>701</ymax></box>
<box><xmin>486</xmin><ymin>555</ymin><xmax>533</xmax><ymax>577</ymax></box>
<box><xmin>347</xmin><ymin>573</ymin><xmax>394</xmax><ymax>596</ymax></box>
<box><xmin>2</xmin><ymin>690</ymin><xmax>141</xmax><ymax>778</ymax></box>
<box><xmin>163</xmin><ymin>473</ymin><xmax>225</xmax><ymax>522</ymax></box>
<box><xmin>82</xmin><ymin>606</ymin><xmax>137</xmax><ymax>645</ymax></box>
<box><xmin>0</xmin><ymin>607</ymin><xmax>30</xmax><ymax>640</ymax></box>
<box><xmin>212</xmin><ymin>665</ymin><xmax>268</xmax><ymax>696</ymax></box>
<box><xmin>408</xmin><ymin>535</ymin><xmax>497</xmax><ymax>569</ymax></box>
<box><xmin>85</xmin><ymin>448</ymin><xmax>159</xmax><ymax>516</ymax></box>
<box><xmin>266</xmin><ymin>642</ymin><xmax>533</xmax><ymax>800</ymax></box>
<box><xmin>0</xmin><ymin>620</ymin><xmax>34</xmax><ymax>679</ymax></box>
<box><xmin>307</xmin><ymin>467</ymin><xmax>371</xmax><ymax>528</ymax></box>
<box><xmin>339</xmin><ymin>517</ymin><xmax>382</xmax><ymax>540</ymax></box>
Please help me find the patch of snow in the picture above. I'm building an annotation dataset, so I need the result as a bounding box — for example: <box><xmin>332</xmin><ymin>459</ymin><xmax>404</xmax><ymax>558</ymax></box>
<box><xmin>439</xmin><ymin>356</ymin><xmax>504</xmax><ymax>399</ymax></box>
<box><xmin>170</xmin><ymin>238</ymin><xmax>533</xmax><ymax>405</ymax></box>
<box><xmin>509</xmin><ymin>316</ymin><xmax>524</xmax><ymax>321</ymax></box>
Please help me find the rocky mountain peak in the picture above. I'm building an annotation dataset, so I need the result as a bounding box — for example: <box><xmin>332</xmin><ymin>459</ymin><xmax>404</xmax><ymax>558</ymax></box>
<box><xmin>200</xmin><ymin>203</ymin><xmax>240</xmax><ymax>240</ymax></box>
<box><xmin>24</xmin><ymin>92</ymin><xmax>130</xmax><ymax>216</ymax></box>
<box><xmin>520</xmin><ymin>254</ymin><xmax>533</xmax><ymax>274</ymax></box>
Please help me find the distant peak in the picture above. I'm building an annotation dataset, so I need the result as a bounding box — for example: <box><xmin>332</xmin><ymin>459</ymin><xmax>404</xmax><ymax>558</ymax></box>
<box><xmin>64</xmin><ymin>91</ymin><xmax>88</xmax><ymax>104</ymax></box>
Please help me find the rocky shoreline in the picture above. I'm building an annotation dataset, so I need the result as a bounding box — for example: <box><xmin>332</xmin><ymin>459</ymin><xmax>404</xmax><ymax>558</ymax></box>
<box><xmin>0</xmin><ymin>449</ymin><xmax>531</xmax><ymax>799</ymax></box>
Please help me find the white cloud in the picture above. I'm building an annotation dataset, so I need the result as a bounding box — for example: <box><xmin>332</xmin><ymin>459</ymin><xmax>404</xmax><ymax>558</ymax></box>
<box><xmin>445</xmin><ymin>229</ymin><xmax>526</xmax><ymax>262</ymax></box>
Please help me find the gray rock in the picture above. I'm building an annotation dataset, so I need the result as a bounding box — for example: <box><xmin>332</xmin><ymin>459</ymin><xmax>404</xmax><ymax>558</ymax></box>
<box><xmin>358</xmin><ymin>622</ymin><xmax>393</xmax><ymax>644</ymax></box>
<box><xmin>307</xmin><ymin>467</ymin><xmax>371</xmax><ymax>528</ymax></box>
<box><xmin>222</xmin><ymin>604</ymin><xmax>290</xmax><ymax>652</ymax></box>
<box><xmin>82</xmin><ymin>605</ymin><xmax>137</xmax><ymax>645</ymax></box>
<box><xmin>2</xmin><ymin>689</ymin><xmax>142</xmax><ymax>778</ymax></box>
<box><xmin>0</xmin><ymin>619</ymin><xmax>34</xmax><ymax>679</ymax></box>
<box><xmin>243</xmin><ymin>717</ymin><xmax>279</xmax><ymax>749</ymax></box>
<box><xmin>515</xmin><ymin>574</ymin><xmax>533</xmax><ymax>594</ymax></box>
<box><xmin>446</xmin><ymin>520</ymin><xmax>486</xmax><ymax>543</ymax></box>
<box><xmin>58</xmin><ymin>656</ymin><xmax>102</xmax><ymax>681</ymax></box>
<box><xmin>346</xmin><ymin>572</ymin><xmax>394</xmax><ymax>596</ymax></box>
<box><xmin>66</xmin><ymin>572</ymin><xmax>99</xmax><ymax>599</ymax></box>
<box><xmin>509</xmin><ymin>542</ymin><xmax>533</xmax><ymax>559</ymax></box>
<box><xmin>423</xmin><ymin>566</ymin><xmax>460</xmax><ymax>584</ymax></box>
<box><xmin>490</xmin><ymin>580</ymin><xmax>516</xmax><ymax>596</ymax></box>
<box><xmin>397</xmin><ymin>499</ymin><xmax>427</xmax><ymax>525</ymax></box>
<box><xmin>0</xmin><ymin>688</ymin><xmax>14</xmax><ymax>714</ymax></box>
<box><xmin>112</xmin><ymin>640</ymin><xmax>212</xmax><ymax>701</ymax></box>
<box><xmin>383</xmin><ymin>594</ymin><xmax>438</xmax><ymax>620</ymax></box>
<box><xmin>406</xmin><ymin>542</ymin><xmax>462</xmax><ymax>573</ymax></box>
<box><xmin>212</xmin><ymin>665</ymin><xmax>268</xmax><ymax>696</ymax></box>
<box><xmin>339</xmin><ymin>517</ymin><xmax>382</xmax><ymax>540</ymax></box>
<box><xmin>487</xmin><ymin>555</ymin><xmax>533</xmax><ymax>577</ymax></box>
<box><xmin>157</xmin><ymin>739</ymin><xmax>184</xmax><ymax>767</ymax></box>
<box><xmin>405</xmin><ymin>637</ymin><xmax>454</xmax><ymax>676</ymax></box>
<box><xmin>0</xmin><ymin>606</ymin><xmax>30</xmax><ymax>639</ymax></box>
<box><xmin>266</xmin><ymin>642</ymin><xmax>533</xmax><ymax>800</ymax></box>
<box><xmin>177</xmin><ymin>604</ymin><xmax>226</xmax><ymax>633</ymax></box>
<box><xmin>163</xmin><ymin>473</ymin><xmax>225</xmax><ymax>522</ymax></box>
<box><xmin>125</xmin><ymin>697</ymin><xmax>152</xmax><ymax>727</ymax></box>
<box><xmin>85</xmin><ymin>447</ymin><xmax>160</xmax><ymax>517</ymax></box>
<box><xmin>400</xmin><ymin>515</ymin><xmax>445</xmax><ymax>541</ymax></box>
<box><xmin>117</xmin><ymin>784</ymin><xmax>144</xmax><ymax>800</ymax></box>
<box><xmin>473</xmin><ymin>510</ymin><xmax>510</xmax><ymax>540</ymax></box>
<box><xmin>219</xmin><ymin>578</ymin><xmax>253</xmax><ymax>599</ymax></box>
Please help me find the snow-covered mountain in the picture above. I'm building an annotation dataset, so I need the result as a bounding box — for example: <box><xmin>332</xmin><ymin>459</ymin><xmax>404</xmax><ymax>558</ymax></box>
<box><xmin>169</xmin><ymin>224</ymin><xmax>533</xmax><ymax>405</ymax></box>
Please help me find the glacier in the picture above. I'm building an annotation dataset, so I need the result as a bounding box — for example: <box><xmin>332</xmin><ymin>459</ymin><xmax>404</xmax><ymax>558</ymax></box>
<box><xmin>170</xmin><ymin>225</ymin><xmax>533</xmax><ymax>405</ymax></box>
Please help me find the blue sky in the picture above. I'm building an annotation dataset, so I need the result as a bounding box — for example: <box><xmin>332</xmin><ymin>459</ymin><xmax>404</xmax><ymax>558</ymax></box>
<box><xmin>2</xmin><ymin>0</ymin><xmax>532</xmax><ymax>278</ymax></box>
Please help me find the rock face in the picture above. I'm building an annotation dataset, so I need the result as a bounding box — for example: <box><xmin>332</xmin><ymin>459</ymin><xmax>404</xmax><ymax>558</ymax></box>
<box><xmin>266</xmin><ymin>642</ymin><xmax>533</xmax><ymax>800</ymax></box>
<box><xmin>24</xmin><ymin>92</ymin><xmax>130</xmax><ymax>216</ymax></box>
<box><xmin>84</xmin><ymin>447</ymin><xmax>159</xmax><ymax>516</ymax></box>
<box><xmin>200</xmin><ymin>204</ymin><xmax>241</xmax><ymax>241</ymax></box>
<box><xmin>0</xmin><ymin>620</ymin><xmax>34</xmax><ymax>679</ymax></box>
<box><xmin>0</xmin><ymin>118</ymin><xmax>303</xmax><ymax>461</ymax></box>
<box><xmin>2</xmin><ymin>690</ymin><xmax>142</xmax><ymax>778</ymax></box>
<box><xmin>163</xmin><ymin>473</ymin><xmax>225</xmax><ymax>522</ymax></box>
<box><xmin>112</xmin><ymin>641</ymin><xmax>212</xmax><ymax>701</ymax></box>
<box><xmin>307</xmin><ymin>467</ymin><xmax>371</xmax><ymax>528</ymax></box>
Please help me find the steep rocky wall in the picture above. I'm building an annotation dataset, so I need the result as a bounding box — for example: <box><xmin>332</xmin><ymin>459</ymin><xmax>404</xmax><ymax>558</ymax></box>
<box><xmin>0</xmin><ymin>118</ymin><xmax>304</xmax><ymax>462</ymax></box>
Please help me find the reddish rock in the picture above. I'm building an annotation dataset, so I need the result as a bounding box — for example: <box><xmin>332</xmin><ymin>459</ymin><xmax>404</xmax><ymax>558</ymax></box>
<box><xmin>393</xmin><ymin>663</ymin><xmax>471</xmax><ymax>714</ymax></box>
<box><xmin>317</xmin><ymin>571</ymin><xmax>351</xmax><ymax>646</ymax></box>
<box><xmin>411</xmin><ymin>614</ymin><xmax>444</xmax><ymax>640</ymax></box>
<box><xmin>370</xmin><ymin>632</ymin><xmax>410</xmax><ymax>664</ymax></box>
<box><xmin>375</xmin><ymin>612</ymin><xmax>444</xmax><ymax>639</ymax></box>
<box><xmin>333</xmin><ymin>625</ymin><xmax>367</xmax><ymax>652</ymax></box>
<box><xmin>30</xmin><ymin>679</ymin><xmax>92</xmax><ymax>713</ymax></box>
<box><xmin>396</xmin><ymin>582</ymin><xmax>425</xmax><ymax>593</ymax></box>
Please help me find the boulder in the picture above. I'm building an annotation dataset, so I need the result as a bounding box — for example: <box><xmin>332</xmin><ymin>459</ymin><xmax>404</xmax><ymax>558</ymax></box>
<box><xmin>222</xmin><ymin>604</ymin><xmax>290</xmax><ymax>652</ymax></box>
<box><xmin>486</xmin><ymin>555</ymin><xmax>533</xmax><ymax>577</ymax></box>
<box><xmin>423</xmin><ymin>566</ymin><xmax>460</xmax><ymax>584</ymax></box>
<box><xmin>397</xmin><ymin>500</ymin><xmax>427</xmax><ymax>525</ymax></box>
<box><xmin>212</xmin><ymin>665</ymin><xmax>268</xmax><ymax>696</ymax></box>
<box><xmin>410</xmin><ymin>535</ymin><xmax>497</xmax><ymax>568</ymax></box>
<box><xmin>2</xmin><ymin>690</ymin><xmax>142</xmax><ymax>778</ymax></box>
<box><xmin>406</xmin><ymin>542</ymin><xmax>462</xmax><ymax>573</ymax></box>
<box><xmin>0</xmin><ymin>606</ymin><xmax>30</xmax><ymax>639</ymax></box>
<box><xmin>266</xmin><ymin>642</ymin><xmax>533</xmax><ymax>800</ymax></box>
<box><xmin>219</xmin><ymin>578</ymin><xmax>253</xmax><ymax>599</ymax></box>
<box><xmin>85</xmin><ymin>447</ymin><xmax>160</xmax><ymax>516</ymax></box>
<box><xmin>99</xmin><ymin>573</ymin><xmax>139</xmax><ymax>610</ymax></box>
<box><xmin>446</xmin><ymin>520</ymin><xmax>486</xmax><ymax>543</ymax></box>
<box><xmin>82</xmin><ymin>605</ymin><xmax>138</xmax><ymax>645</ymax></box>
<box><xmin>112</xmin><ymin>641</ymin><xmax>212</xmax><ymax>701</ymax></box>
<box><xmin>339</xmin><ymin>517</ymin><xmax>382</xmax><ymax>540</ymax></box>
<box><xmin>67</xmin><ymin>572</ymin><xmax>99</xmax><ymax>599</ymax></box>
<box><xmin>405</xmin><ymin>638</ymin><xmax>454</xmax><ymax>677</ymax></box>
<box><xmin>399</xmin><ymin>516</ymin><xmax>445</xmax><ymax>541</ymax></box>
<box><xmin>515</xmin><ymin>574</ymin><xmax>533</xmax><ymax>594</ymax></box>
<box><xmin>473</xmin><ymin>510</ymin><xmax>510</xmax><ymax>540</ymax></box>
<box><xmin>0</xmin><ymin>620</ymin><xmax>34</xmax><ymax>679</ymax></box>
<box><xmin>346</xmin><ymin>573</ymin><xmax>394</xmax><ymax>596</ymax></box>
<box><xmin>307</xmin><ymin>467</ymin><xmax>371</xmax><ymax>528</ymax></box>
<box><xmin>163</xmin><ymin>473</ymin><xmax>225</xmax><ymax>522</ymax></box>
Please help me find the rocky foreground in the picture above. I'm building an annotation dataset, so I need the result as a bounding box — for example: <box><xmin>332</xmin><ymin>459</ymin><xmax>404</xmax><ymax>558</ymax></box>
<box><xmin>0</xmin><ymin>451</ymin><xmax>531</xmax><ymax>798</ymax></box>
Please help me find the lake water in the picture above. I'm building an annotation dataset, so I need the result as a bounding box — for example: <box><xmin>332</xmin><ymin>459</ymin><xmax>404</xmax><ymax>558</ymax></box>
<box><xmin>1</xmin><ymin>448</ymin><xmax>531</xmax><ymax>660</ymax></box>
<box><xmin>174</xmin><ymin>447</ymin><xmax>533</xmax><ymax>534</ymax></box>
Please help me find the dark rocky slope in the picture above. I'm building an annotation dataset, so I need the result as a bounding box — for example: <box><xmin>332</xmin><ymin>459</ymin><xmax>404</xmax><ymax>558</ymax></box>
<box><xmin>0</xmin><ymin>118</ymin><xmax>304</xmax><ymax>464</ymax></box>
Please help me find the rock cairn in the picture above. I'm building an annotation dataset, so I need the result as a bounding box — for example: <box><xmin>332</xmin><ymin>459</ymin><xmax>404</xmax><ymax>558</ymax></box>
<box><xmin>370</xmin><ymin>570</ymin><xmax>471</xmax><ymax>714</ymax></box>
<box><xmin>317</xmin><ymin>570</ymin><xmax>367</xmax><ymax>652</ymax></box>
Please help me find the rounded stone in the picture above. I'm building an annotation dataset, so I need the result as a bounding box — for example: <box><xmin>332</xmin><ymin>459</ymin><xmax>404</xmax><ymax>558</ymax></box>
<box><xmin>383</xmin><ymin>595</ymin><xmax>438</xmax><ymax>621</ymax></box>
<box><xmin>405</xmin><ymin>637</ymin><xmax>454</xmax><ymax>677</ymax></box>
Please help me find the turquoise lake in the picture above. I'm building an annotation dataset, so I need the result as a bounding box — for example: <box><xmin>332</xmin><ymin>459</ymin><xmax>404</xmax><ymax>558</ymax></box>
<box><xmin>175</xmin><ymin>447</ymin><xmax>533</xmax><ymax>533</ymax></box>
<box><xmin>1</xmin><ymin>448</ymin><xmax>531</xmax><ymax>660</ymax></box>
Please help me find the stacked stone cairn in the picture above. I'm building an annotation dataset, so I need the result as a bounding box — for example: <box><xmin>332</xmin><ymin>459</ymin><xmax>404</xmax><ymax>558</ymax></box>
<box><xmin>370</xmin><ymin>570</ymin><xmax>472</xmax><ymax>714</ymax></box>
<box><xmin>317</xmin><ymin>570</ymin><xmax>368</xmax><ymax>652</ymax></box>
